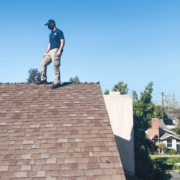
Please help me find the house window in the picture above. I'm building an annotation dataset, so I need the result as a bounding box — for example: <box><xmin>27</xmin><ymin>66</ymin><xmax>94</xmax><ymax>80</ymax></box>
<box><xmin>167</xmin><ymin>139</ymin><xmax>172</xmax><ymax>148</ymax></box>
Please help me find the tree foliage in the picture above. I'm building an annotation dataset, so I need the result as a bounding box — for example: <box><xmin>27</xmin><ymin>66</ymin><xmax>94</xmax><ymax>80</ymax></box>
<box><xmin>158</xmin><ymin>143</ymin><xmax>166</xmax><ymax>149</ymax></box>
<box><xmin>165</xmin><ymin>94</ymin><xmax>179</xmax><ymax>114</ymax></box>
<box><xmin>152</xmin><ymin>162</ymin><xmax>172</xmax><ymax>180</ymax></box>
<box><xmin>133</xmin><ymin>82</ymin><xmax>171</xmax><ymax>180</ymax></box>
<box><xmin>153</xmin><ymin>105</ymin><xmax>167</xmax><ymax>120</ymax></box>
<box><xmin>104</xmin><ymin>89</ymin><xmax>109</xmax><ymax>95</ymax></box>
<box><xmin>69</xmin><ymin>75</ymin><xmax>80</xmax><ymax>83</ymax></box>
<box><xmin>112</xmin><ymin>81</ymin><xmax>128</xmax><ymax>94</ymax></box>
<box><xmin>27</xmin><ymin>68</ymin><xmax>41</xmax><ymax>83</ymax></box>
<box><xmin>171</xmin><ymin>128</ymin><xmax>180</xmax><ymax>136</ymax></box>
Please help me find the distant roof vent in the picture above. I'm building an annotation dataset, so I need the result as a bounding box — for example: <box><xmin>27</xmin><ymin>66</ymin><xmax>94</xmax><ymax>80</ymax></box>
<box><xmin>109</xmin><ymin>91</ymin><xmax>120</xmax><ymax>95</ymax></box>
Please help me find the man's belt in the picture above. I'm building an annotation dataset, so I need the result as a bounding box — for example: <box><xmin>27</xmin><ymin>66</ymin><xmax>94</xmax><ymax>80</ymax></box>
<box><xmin>50</xmin><ymin>46</ymin><xmax>59</xmax><ymax>50</ymax></box>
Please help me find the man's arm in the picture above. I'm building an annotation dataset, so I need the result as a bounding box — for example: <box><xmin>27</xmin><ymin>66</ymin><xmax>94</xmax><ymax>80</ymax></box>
<box><xmin>56</xmin><ymin>39</ymin><xmax>65</xmax><ymax>56</ymax></box>
<box><xmin>43</xmin><ymin>43</ymin><xmax>51</xmax><ymax>58</ymax></box>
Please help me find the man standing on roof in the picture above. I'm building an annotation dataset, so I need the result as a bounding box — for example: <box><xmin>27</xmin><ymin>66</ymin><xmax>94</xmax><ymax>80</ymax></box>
<box><xmin>37</xmin><ymin>19</ymin><xmax>65</xmax><ymax>89</ymax></box>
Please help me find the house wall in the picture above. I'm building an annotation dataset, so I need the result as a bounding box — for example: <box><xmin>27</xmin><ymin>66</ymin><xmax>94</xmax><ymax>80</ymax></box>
<box><xmin>103</xmin><ymin>92</ymin><xmax>134</xmax><ymax>175</ymax></box>
<box><xmin>161</xmin><ymin>140</ymin><xmax>167</xmax><ymax>153</ymax></box>
<box><xmin>172</xmin><ymin>139</ymin><xmax>177</xmax><ymax>150</ymax></box>
<box><xmin>162</xmin><ymin>140</ymin><xmax>167</xmax><ymax>147</ymax></box>
<box><xmin>162</xmin><ymin>138</ymin><xmax>177</xmax><ymax>151</ymax></box>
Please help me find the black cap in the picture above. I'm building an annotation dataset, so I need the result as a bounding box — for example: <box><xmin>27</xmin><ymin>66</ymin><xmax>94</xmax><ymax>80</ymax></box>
<box><xmin>45</xmin><ymin>19</ymin><xmax>55</xmax><ymax>25</ymax></box>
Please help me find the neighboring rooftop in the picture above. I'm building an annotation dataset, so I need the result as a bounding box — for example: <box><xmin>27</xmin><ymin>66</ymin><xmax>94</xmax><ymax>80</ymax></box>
<box><xmin>159</xmin><ymin>119</ymin><xmax>169</xmax><ymax>130</ymax></box>
<box><xmin>0</xmin><ymin>83</ymin><xmax>125</xmax><ymax>179</ymax></box>
<box><xmin>159</xmin><ymin>119</ymin><xmax>180</xmax><ymax>140</ymax></box>
<box><xmin>160</xmin><ymin>132</ymin><xmax>180</xmax><ymax>140</ymax></box>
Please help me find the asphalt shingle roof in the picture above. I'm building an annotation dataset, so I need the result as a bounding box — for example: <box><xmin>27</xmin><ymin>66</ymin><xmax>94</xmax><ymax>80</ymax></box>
<box><xmin>159</xmin><ymin>119</ymin><xmax>169</xmax><ymax>130</ymax></box>
<box><xmin>160</xmin><ymin>132</ymin><xmax>180</xmax><ymax>140</ymax></box>
<box><xmin>0</xmin><ymin>83</ymin><xmax>125</xmax><ymax>180</ymax></box>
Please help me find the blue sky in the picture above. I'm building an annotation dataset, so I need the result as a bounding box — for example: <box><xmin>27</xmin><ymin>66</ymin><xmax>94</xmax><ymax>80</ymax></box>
<box><xmin>1</xmin><ymin>0</ymin><xmax>180</xmax><ymax>103</ymax></box>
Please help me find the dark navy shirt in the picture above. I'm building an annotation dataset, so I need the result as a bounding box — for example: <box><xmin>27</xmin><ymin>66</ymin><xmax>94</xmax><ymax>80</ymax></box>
<box><xmin>49</xmin><ymin>28</ymin><xmax>64</xmax><ymax>48</ymax></box>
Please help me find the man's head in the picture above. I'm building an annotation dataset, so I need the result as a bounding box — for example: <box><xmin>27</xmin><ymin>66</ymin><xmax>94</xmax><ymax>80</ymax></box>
<box><xmin>45</xmin><ymin>19</ymin><xmax>56</xmax><ymax>30</ymax></box>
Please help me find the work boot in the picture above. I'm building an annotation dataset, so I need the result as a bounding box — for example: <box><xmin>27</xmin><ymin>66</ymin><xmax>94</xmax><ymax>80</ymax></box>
<box><xmin>37</xmin><ymin>80</ymin><xmax>47</xmax><ymax>85</ymax></box>
<box><xmin>51</xmin><ymin>83</ymin><xmax>60</xmax><ymax>89</ymax></box>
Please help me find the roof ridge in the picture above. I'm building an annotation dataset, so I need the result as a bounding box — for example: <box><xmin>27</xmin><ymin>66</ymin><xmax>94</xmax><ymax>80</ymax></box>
<box><xmin>0</xmin><ymin>82</ymin><xmax>100</xmax><ymax>85</ymax></box>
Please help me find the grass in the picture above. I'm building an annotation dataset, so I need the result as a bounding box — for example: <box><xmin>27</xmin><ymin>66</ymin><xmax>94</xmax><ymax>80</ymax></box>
<box><xmin>151</xmin><ymin>157</ymin><xmax>180</xmax><ymax>164</ymax></box>
<box><xmin>151</xmin><ymin>157</ymin><xmax>180</xmax><ymax>171</ymax></box>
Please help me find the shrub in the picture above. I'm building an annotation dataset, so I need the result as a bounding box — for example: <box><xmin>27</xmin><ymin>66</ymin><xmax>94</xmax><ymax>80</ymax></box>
<box><xmin>27</xmin><ymin>68</ymin><xmax>41</xmax><ymax>83</ymax></box>
<box><xmin>164</xmin><ymin>149</ymin><xmax>177</xmax><ymax>155</ymax></box>
<box><xmin>69</xmin><ymin>75</ymin><xmax>80</xmax><ymax>83</ymax></box>
<box><xmin>158</xmin><ymin>143</ymin><xmax>166</xmax><ymax>149</ymax></box>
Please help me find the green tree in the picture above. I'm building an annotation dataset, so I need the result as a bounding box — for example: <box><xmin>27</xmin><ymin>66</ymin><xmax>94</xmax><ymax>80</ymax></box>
<box><xmin>171</xmin><ymin>128</ymin><xmax>180</xmax><ymax>136</ymax></box>
<box><xmin>112</xmin><ymin>81</ymin><xmax>128</xmax><ymax>94</ymax></box>
<box><xmin>158</xmin><ymin>143</ymin><xmax>166</xmax><ymax>153</ymax></box>
<box><xmin>157</xmin><ymin>143</ymin><xmax>166</xmax><ymax>149</ymax></box>
<box><xmin>104</xmin><ymin>89</ymin><xmax>109</xmax><ymax>95</ymax></box>
<box><xmin>133</xmin><ymin>82</ymin><xmax>171</xmax><ymax>180</ymax></box>
<box><xmin>69</xmin><ymin>75</ymin><xmax>80</xmax><ymax>83</ymax></box>
<box><xmin>153</xmin><ymin>105</ymin><xmax>167</xmax><ymax>120</ymax></box>
<box><xmin>27</xmin><ymin>68</ymin><xmax>41</xmax><ymax>83</ymax></box>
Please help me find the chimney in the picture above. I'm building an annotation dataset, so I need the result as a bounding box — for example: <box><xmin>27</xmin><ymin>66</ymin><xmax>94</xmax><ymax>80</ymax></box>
<box><xmin>103</xmin><ymin>91</ymin><xmax>134</xmax><ymax>175</ymax></box>
<box><xmin>147</xmin><ymin>118</ymin><xmax>159</xmax><ymax>139</ymax></box>
<box><xmin>109</xmin><ymin>91</ymin><xmax>121</xmax><ymax>95</ymax></box>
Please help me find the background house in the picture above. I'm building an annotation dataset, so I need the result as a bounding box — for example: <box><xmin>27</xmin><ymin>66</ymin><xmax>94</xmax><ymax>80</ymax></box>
<box><xmin>148</xmin><ymin>118</ymin><xmax>180</xmax><ymax>151</ymax></box>
<box><xmin>164</xmin><ymin>115</ymin><xmax>179</xmax><ymax>129</ymax></box>
<box><xmin>159</xmin><ymin>119</ymin><xmax>180</xmax><ymax>151</ymax></box>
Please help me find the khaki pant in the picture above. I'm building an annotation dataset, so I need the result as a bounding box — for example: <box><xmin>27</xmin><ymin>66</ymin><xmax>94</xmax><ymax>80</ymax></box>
<box><xmin>40</xmin><ymin>48</ymin><xmax>61</xmax><ymax>84</ymax></box>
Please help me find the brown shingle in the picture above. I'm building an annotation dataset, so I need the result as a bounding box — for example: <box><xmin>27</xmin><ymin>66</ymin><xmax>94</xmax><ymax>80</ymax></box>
<box><xmin>0</xmin><ymin>83</ymin><xmax>125</xmax><ymax>179</ymax></box>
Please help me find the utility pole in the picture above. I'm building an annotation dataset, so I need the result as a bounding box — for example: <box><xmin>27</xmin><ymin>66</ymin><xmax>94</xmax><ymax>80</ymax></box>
<box><xmin>162</xmin><ymin>92</ymin><xmax>166</xmax><ymax>121</ymax></box>
<box><xmin>162</xmin><ymin>92</ymin><xmax>164</xmax><ymax>121</ymax></box>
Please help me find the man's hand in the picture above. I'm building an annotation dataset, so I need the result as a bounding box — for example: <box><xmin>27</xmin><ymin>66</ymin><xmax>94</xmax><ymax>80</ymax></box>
<box><xmin>43</xmin><ymin>53</ymin><xmax>47</xmax><ymax>58</ymax></box>
<box><xmin>56</xmin><ymin>51</ymin><xmax>61</xmax><ymax>57</ymax></box>
<box><xmin>43</xmin><ymin>43</ymin><xmax>50</xmax><ymax>58</ymax></box>
<box><xmin>56</xmin><ymin>39</ymin><xmax>65</xmax><ymax>57</ymax></box>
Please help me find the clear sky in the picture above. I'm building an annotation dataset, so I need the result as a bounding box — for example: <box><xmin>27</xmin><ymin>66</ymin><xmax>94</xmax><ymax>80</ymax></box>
<box><xmin>1</xmin><ymin>0</ymin><xmax>180</xmax><ymax>103</ymax></box>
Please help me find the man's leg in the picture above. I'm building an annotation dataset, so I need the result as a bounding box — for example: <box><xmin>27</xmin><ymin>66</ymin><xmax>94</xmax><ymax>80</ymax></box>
<box><xmin>53</xmin><ymin>57</ymin><xmax>61</xmax><ymax>84</ymax></box>
<box><xmin>40</xmin><ymin>55</ymin><xmax>52</xmax><ymax>82</ymax></box>
<box><xmin>51</xmin><ymin>49</ymin><xmax>61</xmax><ymax>85</ymax></box>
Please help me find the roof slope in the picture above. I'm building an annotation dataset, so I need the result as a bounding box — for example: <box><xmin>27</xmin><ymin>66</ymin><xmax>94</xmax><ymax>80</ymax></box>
<box><xmin>0</xmin><ymin>83</ymin><xmax>125</xmax><ymax>180</ymax></box>
<box><xmin>159</xmin><ymin>119</ymin><xmax>169</xmax><ymax>130</ymax></box>
<box><xmin>160</xmin><ymin>132</ymin><xmax>180</xmax><ymax>140</ymax></box>
<box><xmin>159</xmin><ymin>119</ymin><xmax>180</xmax><ymax>140</ymax></box>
